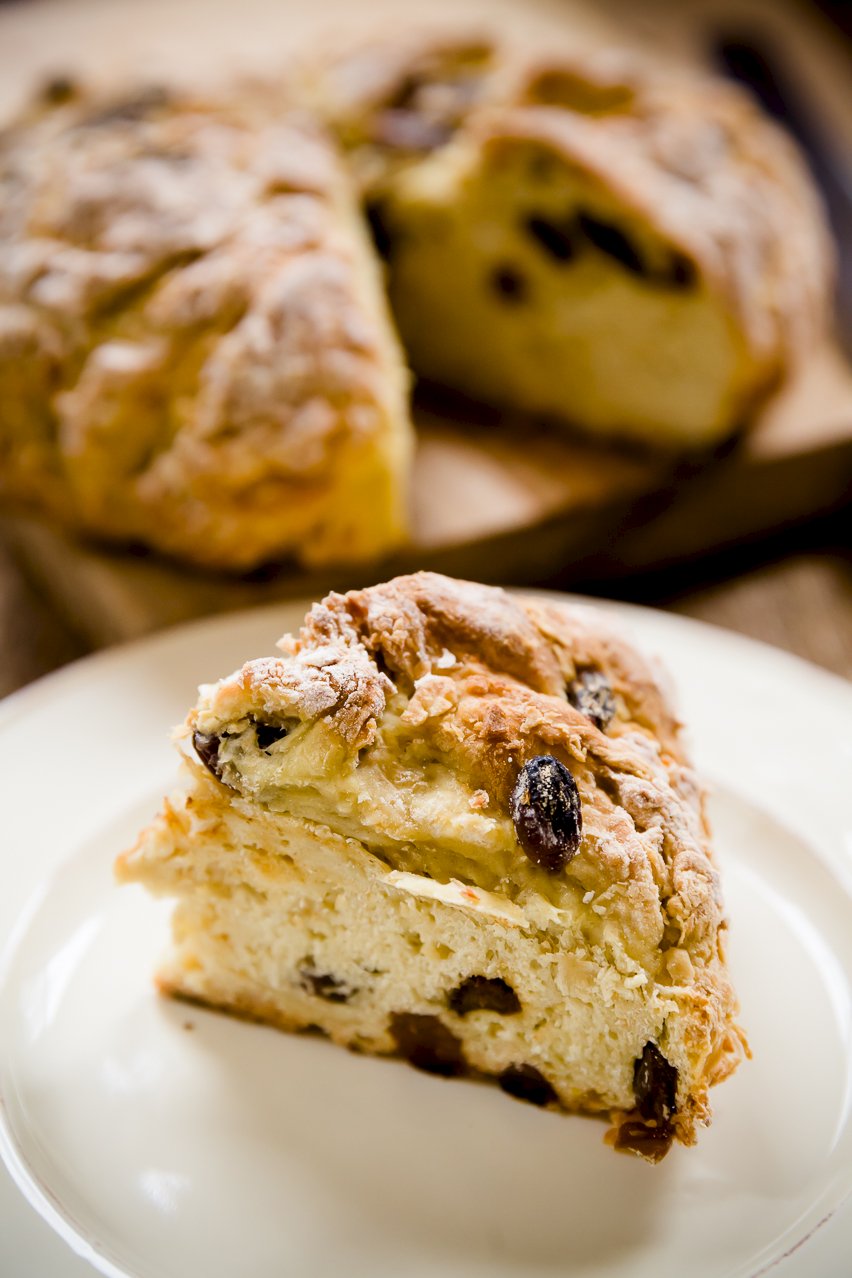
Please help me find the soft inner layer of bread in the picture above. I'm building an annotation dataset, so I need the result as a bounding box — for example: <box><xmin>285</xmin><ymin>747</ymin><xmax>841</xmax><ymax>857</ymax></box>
<box><xmin>207</xmin><ymin>698</ymin><xmax>690</xmax><ymax>978</ymax></box>
<box><xmin>385</xmin><ymin>138</ymin><xmax>755</xmax><ymax>446</ymax></box>
<box><xmin>126</xmin><ymin>766</ymin><xmax>713</xmax><ymax>1127</ymax></box>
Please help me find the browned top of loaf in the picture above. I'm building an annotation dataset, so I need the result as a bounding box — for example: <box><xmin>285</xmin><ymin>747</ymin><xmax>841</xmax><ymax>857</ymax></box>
<box><xmin>194</xmin><ymin>573</ymin><xmax>724</xmax><ymax>961</ymax></box>
<box><xmin>293</xmin><ymin>570</ymin><xmax>682</xmax><ymax>756</ymax></box>
<box><xmin>0</xmin><ymin>84</ymin><xmax>398</xmax><ymax>568</ymax></box>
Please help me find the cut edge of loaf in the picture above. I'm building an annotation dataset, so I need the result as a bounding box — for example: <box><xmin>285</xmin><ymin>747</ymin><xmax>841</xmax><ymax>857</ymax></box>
<box><xmin>319</xmin><ymin>29</ymin><xmax>833</xmax><ymax>447</ymax></box>
<box><xmin>117</xmin><ymin>573</ymin><xmax>749</xmax><ymax>1160</ymax></box>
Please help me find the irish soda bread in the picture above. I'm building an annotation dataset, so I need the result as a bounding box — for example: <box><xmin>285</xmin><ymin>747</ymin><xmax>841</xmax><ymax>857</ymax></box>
<box><xmin>0</xmin><ymin>84</ymin><xmax>411</xmax><ymax>569</ymax></box>
<box><xmin>118</xmin><ymin>573</ymin><xmax>747</xmax><ymax>1160</ymax></box>
<box><xmin>323</xmin><ymin>33</ymin><xmax>833</xmax><ymax>447</ymax></box>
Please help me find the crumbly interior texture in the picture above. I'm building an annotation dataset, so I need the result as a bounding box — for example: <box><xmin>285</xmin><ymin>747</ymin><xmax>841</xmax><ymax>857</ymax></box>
<box><xmin>384</xmin><ymin>138</ymin><xmax>748</xmax><ymax>446</ymax></box>
<box><xmin>322</xmin><ymin>35</ymin><xmax>832</xmax><ymax>448</ymax></box>
<box><xmin>0</xmin><ymin>86</ymin><xmax>411</xmax><ymax>570</ymax></box>
<box><xmin>118</xmin><ymin>572</ymin><xmax>748</xmax><ymax>1159</ymax></box>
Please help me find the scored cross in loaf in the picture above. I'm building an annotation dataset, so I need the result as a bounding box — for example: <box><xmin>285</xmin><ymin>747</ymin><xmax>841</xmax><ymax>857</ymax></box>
<box><xmin>118</xmin><ymin>573</ymin><xmax>748</xmax><ymax>1160</ymax></box>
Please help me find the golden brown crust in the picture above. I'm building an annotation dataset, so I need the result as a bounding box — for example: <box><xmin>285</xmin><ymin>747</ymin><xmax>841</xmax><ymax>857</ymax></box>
<box><xmin>0</xmin><ymin>84</ymin><xmax>411</xmax><ymax>569</ymax></box>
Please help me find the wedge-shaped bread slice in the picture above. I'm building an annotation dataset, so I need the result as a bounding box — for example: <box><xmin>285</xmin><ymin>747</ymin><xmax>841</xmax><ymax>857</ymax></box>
<box><xmin>323</xmin><ymin>34</ymin><xmax>832</xmax><ymax>448</ymax></box>
<box><xmin>118</xmin><ymin>573</ymin><xmax>747</xmax><ymax>1159</ymax></box>
<box><xmin>0</xmin><ymin>84</ymin><xmax>411</xmax><ymax>570</ymax></box>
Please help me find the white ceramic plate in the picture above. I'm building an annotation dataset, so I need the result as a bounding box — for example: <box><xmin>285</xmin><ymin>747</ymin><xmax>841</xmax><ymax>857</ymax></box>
<box><xmin>2</xmin><ymin>596</ymin><xmax>852</xmax><ymax>1278</ymax></box>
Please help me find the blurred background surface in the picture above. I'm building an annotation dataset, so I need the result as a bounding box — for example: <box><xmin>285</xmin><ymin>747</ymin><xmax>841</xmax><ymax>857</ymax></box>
<box><xmin>0</xmin><ymin>0</ymin><xmax>850</xmax><ymax>694</ymax></box>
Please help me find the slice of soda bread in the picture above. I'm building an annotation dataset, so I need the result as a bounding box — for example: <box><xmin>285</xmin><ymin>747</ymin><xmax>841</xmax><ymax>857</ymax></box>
<box><xmin>118</xmin><ymin>572</ymin><xmax>747</xmax><ymax>1160</ymax></box>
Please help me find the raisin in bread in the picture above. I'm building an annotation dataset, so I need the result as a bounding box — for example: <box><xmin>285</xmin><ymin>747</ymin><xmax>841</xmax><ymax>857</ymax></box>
<box><xmin>0</xmin><ymin>84</ymin><xmax>411</xmax><ymax>570</ymax></box>
<box><xmin>117</xmin><ymin>572</ymin><xmax>748</xmax><ymax>1160</ymax></box>
<box><xmin>323</xmin><ymin>35</ymin><xmax>833</xmax><ymax>448</ymax></box>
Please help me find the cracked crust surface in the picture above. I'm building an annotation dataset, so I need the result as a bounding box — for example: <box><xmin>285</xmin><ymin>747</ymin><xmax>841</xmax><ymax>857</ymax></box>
<box><xmin>0</xmin><ymin>84</ymin><xmax>411</xmax><ymax>569</ymax></box>
<box><xmin>192</xmin><ymin>574</ymin><xmax>719</xmax><ymax>965</ymax></box>
<box><xmin>119</xmin><ymin>573</ymin><xmax>747</xmax><ymax>1156</ymax></box>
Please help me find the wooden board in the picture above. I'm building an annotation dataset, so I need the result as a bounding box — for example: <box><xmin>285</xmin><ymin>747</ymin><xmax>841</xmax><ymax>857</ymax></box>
<box><xmin>2</xmin><ymin>0</ymin><xmax>852</xmax><ymax>646</ymax></box>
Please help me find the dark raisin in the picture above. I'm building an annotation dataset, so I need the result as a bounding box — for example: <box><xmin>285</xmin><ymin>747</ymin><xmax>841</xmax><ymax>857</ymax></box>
<box><xmin>490</xmin><ymin>264</ymin><xmax>527</xmax><ymax>302</ymax></box>
<box><xmin>365</xmin><ymin>200</ymin><xmax>394</xmax><ymax>259</ymax></box>
<box><xmin>253</xmin><ymin>720</ymin><xmax>290</xmax><ymax>751</ymax></box>
<box><xmin>510</xmin><ymin>755</ymin><xmax>582</xmax><ymax>872</ymax></box>
<box><xmin>192</xmin><ymin>730</ymin><xmax>225</xmax><ymax>782</ymax></box>
<box><xmin>567</xmin><ymin>670</ymin><xmax>616</xmax><ymax>731</ymax></box>
<box><xmin>40</xmin><ymin>74</ymin><xmax>79</xmax><ymax>106</ymax></box>
<box><xmin>524</xmin><ymin>214</ymin><xmax>579</xmax><ymax>262</ymax></box>
<box><xmin>448</xmin><ymin>976</ymin><xmax>521</xmax><ymax>1016</ymax></box>
<box><xmin>389</xmin><ymin>1012</ymin><xmax>466</xmax><ymax>1076</ymax></box>
<box><xmin>664</xmin><ymin>251</ymin><xmax>697</xmax><ymax>290</ymax></box>
<box><xmin>299</xmin><ymin>967</ymin><xmax>354</xmax><ymax>1004</ymax></box>
<box><xmin>498</xmin><ymin>1063</ymin><xmax>557</xmax><ymax>1107</ymax></box>
<box><xmin>614</xmin><ymin>1117</ymin><xmax>674</xmax><ymax>1162</ymax></box>
<box><xmin>302</xmin><ymin>1023</ymin><xmax>330</xmax><ymax>1038</ymax></box>
<box><xmin>634</xmin><ymin>1041</ymin><xmax>678</xmax><ymax>1124</ymax></box>
<box><xmin>388</xmin><ymin>72</ymin><xmax>427</xmax><ymax>112</ymax></box>
<box><xmin>577</xmin><ymin>211</ymin><xmax>646</xmax><ymax>277</ymax></box>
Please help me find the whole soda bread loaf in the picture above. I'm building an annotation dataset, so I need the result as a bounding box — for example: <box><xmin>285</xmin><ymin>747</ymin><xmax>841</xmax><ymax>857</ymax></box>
<box><xmin>0</xmin><ymin>84</ymin><xmax>412</xmax><ymax>570</ymax></box>
<box><xmin>118</xmin><ymin>572</ymin><xmax>748</xmax><ymax>1160</ymax></box>
<box><xmin>322</xmin><ymin>33</ymin><xmax>833</xmax><ymax>447</ymax></box>
<box><xmin>2</xmin><ymin>31</ymin><xmax>832</xmax><ymax>568</ymax></box>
